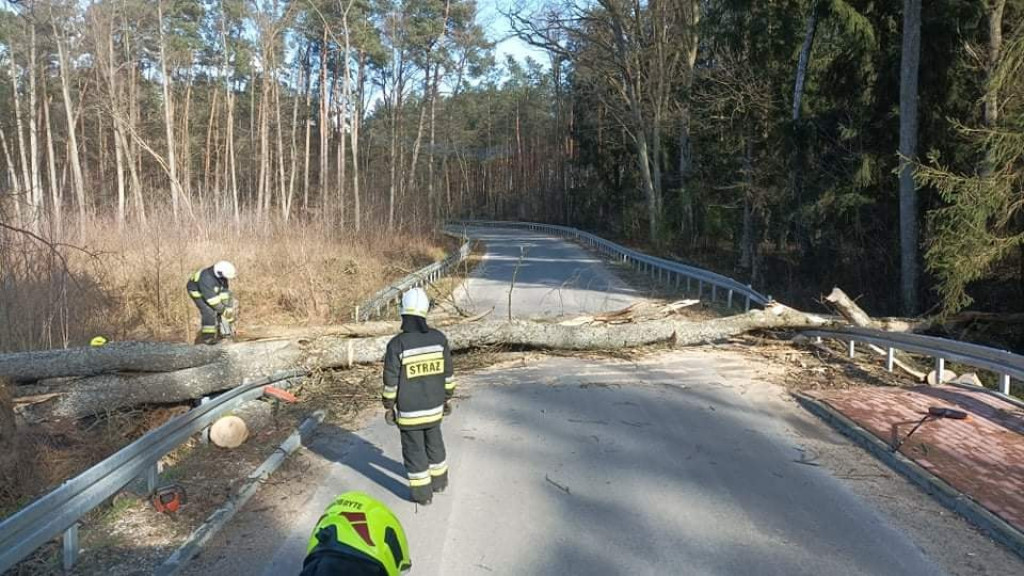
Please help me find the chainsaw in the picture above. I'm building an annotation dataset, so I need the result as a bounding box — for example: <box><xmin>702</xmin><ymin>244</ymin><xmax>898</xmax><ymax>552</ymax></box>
<box><xmin>890</xmin><ymin>406</ymin><xmax>968</xmax><ymax>452</ymax></box>
<box><xmin>219</xmin><ymin>295</ymin><xmax>239</xmax><ymax>340</ymax></box>
<box><xmin>152</xmin><ymin>484</ymin><xmax>187</xmax><ymax>514</ymax></box>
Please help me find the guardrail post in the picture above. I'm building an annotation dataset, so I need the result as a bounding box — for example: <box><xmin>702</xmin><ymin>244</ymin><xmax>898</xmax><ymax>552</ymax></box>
<box><xmin>727</xmin><ymin>290</ymin><xmax>733</xmax><ymax>309</ymax></box>
<box><xmin>145</xmin><ymin>462</ymin><xmax>159</xmax><ymax>495</ymax></box>
<box><xmin>199</xmin><ymin>397</ymin><xmax>211</xmax><ymax>445</ymax></box>
<box><xmin>935</xmin><ymin>357</ymin><xmax>945</xmax><ymax>384</ymax></box>
<box><xmin>711</xmin><ymin>285</ymin><xmax>717</xmax><ymax>302</ymax></box>
<box><xmin>848</xmin><ymin>340</ymin><xmax>855</xmax><ymax>358</ymax></box>
<box><xmin>744</xmin><ymin>295</ymin><xmax>750</xmax><ymax>312</ymax></box>
<box><xmin>675</xmin><ymin>274</ymin><xmax>681</xmax><ymax>289</ymax></box>
<box><xmin>686</xmin><ymin>277</ymin><xmax>691</xmax><ymax>294</ymax></box>
<box><xmin>63</xmin><ymin>523</ymin><xmax>80</xmax><ymax>571</ymax></box>
<box><xmin>697</xmin><ymin>280</ymin><xmax>703</xmax><ymax>299</ymax></box>
<box><xmin>886</xmin><ymin>348</ymin><xmax>895</xmax><ymax>372</ymax></box>
<box><xmin>1000</xmin><ymin>374</ymin><xmax>1011</xmax><ymax>395</ymax></box>
<box><xmin>354</xmin><ymin>306</ymin><xmax>360</xmax><ymax>322</ymax></box>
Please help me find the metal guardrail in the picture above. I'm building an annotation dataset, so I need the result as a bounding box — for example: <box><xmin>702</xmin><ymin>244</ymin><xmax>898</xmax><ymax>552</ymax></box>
<box><xmin>804</xmin><ymin>326</ymin><xmax>1021</xmax><ymax>399</ymax></box>
<box><xmin>448</xmin><ymin>220</ymin><xmax>770</xmax><ymax>312</ymax></box>
<box><xmin>0</xmin><ymin>368</ymin><xmax>307</xmax><ymax>573</ymax></box>
<box><xmin>453</xmin><ymin>220</ymin><xmax>1020</xmax><ymax>399</ymax></box>
<box><xmin>356</xmin><ymin>238</ymin><xmax>471</xmax><ymax>321</ymax></box>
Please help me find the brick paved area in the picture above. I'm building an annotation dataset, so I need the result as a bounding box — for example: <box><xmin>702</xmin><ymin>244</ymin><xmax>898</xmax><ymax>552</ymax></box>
<box><xmin>808</xmin><ymin>385</ymin><xmax>1024</xmax><ymax>533</ymax></box>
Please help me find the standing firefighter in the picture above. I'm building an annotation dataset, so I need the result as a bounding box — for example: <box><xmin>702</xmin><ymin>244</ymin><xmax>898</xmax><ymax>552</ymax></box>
<box><xmin>186</xmin><ymin>261</ymin><xmax>237</xmax><ymax>345</ymax></box>
<box><xmin>382</xmin><ymin>287</ymin><xmax>456</xmax><ymax>506</ymax></box>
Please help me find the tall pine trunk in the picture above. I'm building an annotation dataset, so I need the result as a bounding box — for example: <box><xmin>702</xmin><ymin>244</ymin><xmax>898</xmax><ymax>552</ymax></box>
<box><xmin>898</xmin><ymin>0</ymin><xmax>922</xmax><ymax>314</ymax></box>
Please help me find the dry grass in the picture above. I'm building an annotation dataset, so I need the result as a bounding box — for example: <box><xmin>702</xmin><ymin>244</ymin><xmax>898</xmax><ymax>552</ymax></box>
<box><xmin>0</xmin><ymin>394</ymin><xmax>171</xmax><ymax>521</ymax></box>
<box><xmin>0</xmin><ymin>213</ymin><xmax>445</xmax><ymax>351</ymax></box>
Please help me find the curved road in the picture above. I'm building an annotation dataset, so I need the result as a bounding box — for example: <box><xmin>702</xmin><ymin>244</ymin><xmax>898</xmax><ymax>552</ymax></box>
<box><xmin>185</xmin><ymin>228</ymin><xmax>1009</xmax><ymax>576</ymax></box>
<box><xmin>445</xmin><ymin>227</ymin><xmax>644</xmax><ymax>319</ymax></box>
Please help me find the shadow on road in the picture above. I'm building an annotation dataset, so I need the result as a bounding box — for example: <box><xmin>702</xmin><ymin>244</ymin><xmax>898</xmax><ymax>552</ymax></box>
<box><xmin>305</xmin><ymin>423</ymin><xmax>409</xmax><ymax>501</ymax></box>
<box><xmin>451</xmin><ymin>356</ymin><xmax>945</xmax><ymax>575</ymax></box>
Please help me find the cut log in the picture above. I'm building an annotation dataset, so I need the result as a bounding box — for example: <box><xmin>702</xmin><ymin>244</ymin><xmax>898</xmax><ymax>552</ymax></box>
<box><xmin>0</xmin><ymin>378</ymin><xmax>20</xmax><ymax>489</ymax></box>
<box><xmin>209</xmin><ymin>400</ymin><xmax>275</xmax><ymax>448</ymax></box>
<box><xmin>0</xmin><ymin>343</ymin><xmax>225</xmax><ymax>383</ymax></box>
<box><xmin>18</xmin><ymin>304</ymin><xmax>829</xmax><ymax>420</ymax></box>
<box><xmin>209</xmin><ymin>415</ymin><xmax>248</xmax><ymax>448</ymax></box>
<box><xmin>926</xmin><ymin>369</ymin><xmax>958</xmax><ymax>386</ymax></box>
<box><xmin>951</xmin><ymin>372</ymin><xmax>983</xmax><ymax>387</ymax></box>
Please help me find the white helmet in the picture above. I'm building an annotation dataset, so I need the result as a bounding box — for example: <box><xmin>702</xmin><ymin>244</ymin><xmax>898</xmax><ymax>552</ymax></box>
<box><xmin>213</xmin><ymin>260</ymin><xmax>237</xmax><ymax>280</ymax></box>
<box><xmin>400</xmin><ymin>287</ymin><xmax>430</xmax><ymax>318</ymax></box>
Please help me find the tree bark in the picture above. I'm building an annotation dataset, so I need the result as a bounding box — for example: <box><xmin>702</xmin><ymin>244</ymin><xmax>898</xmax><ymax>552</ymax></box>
<box><xmin>28</xmin><ymin>26</ymin><xmax>43</xmax><ymax>229</ymax></box>
<box><xmin>792</xmin><ymin>1</ymin><xmax>819</xmax><ymax>122</ymax></box>
<box><xmin>52</xmin><ymin>25</ymin><xmax>87</xmax><ymax>241</ymax></box>
<box><xmin>0</xmin><ymin>378</ymin><xmax>18</xmax><ymax>487</ymax></box>
<box><xmin>8</xmin><ymin>53</ymin><xmax>31</xmax><ymax>221</ymax></box>
<box><xmin>0</xmin><ymin>129</ymin><xmax>22</xmax><ymax>223</ymax></box>
<box><xmin>898</xmin><ymin>0</ymin><xmax>922</xmax><ymax>315</ymax></box>
<box><xmin>0</xmin><ymin>343</ymin><xmax>225</xmax><ymax>382</ymax></box>
<box><xmin>824</xmin><ymin>288</ymin><xmax>881</xmax><ymax>329</ymax></box>
<box><xmin>823</xmin><ymin>287</ymin><xmax>927</xmax><ymax>380</ymax></box>
<box><xmin>42</xmin><ymin>92</ymin><xmax>62</xmax><ymax>229</ymax></box>
<box><xmin>302</xmin><ymin>45</ymin><xmax>313</xmax><ymax>215</ymax></box>
<box><xmin>984</xmin><ymin>0</ymin><xmax>1006</xmax><ymax>127</ymax></box>
<box><xmin>15</xmin><ymin>304</ymin><xmax>827</xmax><ymax>420</ymax></box>
<box><xmin>351</xmin><ymin>49</ymin><xmax>364</xmax><ymax>232</ymax></box>
<box><xmin>319</xmin><ymin>31</ymin><xmax>330</xmax><ymax>218</ymax></box>
<box><xmin>220</xmin><ymin>2</ymin><xmax>240</xmax><ymax>226</ymax></box>
<box><xmin>157</xmin><ymin>0</ymin><xmax>187</xmax><ymax>222</ymax></box>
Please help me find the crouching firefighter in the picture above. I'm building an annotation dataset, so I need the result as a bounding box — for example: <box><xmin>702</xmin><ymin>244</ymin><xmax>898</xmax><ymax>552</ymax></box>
<box><xmin>186</xmin><ymin>261</ymin><xmax>237</xmax><ymax>345</ymax></box>
<box><xmin>382</xmin><ymin>287</ymin><xmax>456</xmax><ymax>506</ymax></box>
<box><xmin>301</xmin><ymin>491</ymin><xmax>412</xmax><ymax>576</ymax></box>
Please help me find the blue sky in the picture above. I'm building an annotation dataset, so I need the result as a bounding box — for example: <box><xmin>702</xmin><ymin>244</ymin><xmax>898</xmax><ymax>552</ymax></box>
<box><xmin>476</xmin><ymin>0</ymin><xmax>549</xmax><ymax>66</ymax></box>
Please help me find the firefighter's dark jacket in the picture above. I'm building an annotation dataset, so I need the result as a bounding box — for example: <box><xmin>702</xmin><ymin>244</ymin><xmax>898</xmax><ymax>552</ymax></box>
<box><xmin>382</xmin><ymin>326</ymin><xmax>455</xmax><ymax>430</ymax></box>
<box><xmin>186</xmin><ymin>267</ymin><xmax>230</xmax><ymax>312</ymax></box>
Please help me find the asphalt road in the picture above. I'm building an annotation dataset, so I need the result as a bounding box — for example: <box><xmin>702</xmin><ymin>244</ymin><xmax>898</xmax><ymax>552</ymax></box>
<box><xmin>182</xmin><ymin>227</ymin><xmax>999</xmax><ymax>576</ymax></box>
<box><xmin>445</xmin><ymin>227</ymin><xmax>643</xmax><ymax>319</ymax></box>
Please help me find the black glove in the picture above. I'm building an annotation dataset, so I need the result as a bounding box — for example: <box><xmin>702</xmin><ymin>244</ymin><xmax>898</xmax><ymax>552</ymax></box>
<box><xmin>443</xmin><ymin>401</ymin><xmax>453</xmax><ymax>416</ymax></box>
<box><xmin>384</xmin><ymin>408</ymin><xmax>396</xmax><ymax>426</ymax></box>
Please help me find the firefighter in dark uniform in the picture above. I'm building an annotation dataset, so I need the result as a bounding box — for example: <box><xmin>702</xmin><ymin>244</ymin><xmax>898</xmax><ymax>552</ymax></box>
<box><xmin>186</xmin><ymin>261</ymin><xmax>237</xmax><ymax>345</ymax></box>
<box><xmin>382</xmin><ymin>287</ymin><xmax>456</xmax><ymax>506</ymax></box>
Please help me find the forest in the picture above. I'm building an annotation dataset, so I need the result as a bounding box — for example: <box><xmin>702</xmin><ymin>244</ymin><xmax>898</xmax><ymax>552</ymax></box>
<box><xmin>0</xmin><ymin>0</ymin><xmax>1021</xmax><ymax>352</ymax></box>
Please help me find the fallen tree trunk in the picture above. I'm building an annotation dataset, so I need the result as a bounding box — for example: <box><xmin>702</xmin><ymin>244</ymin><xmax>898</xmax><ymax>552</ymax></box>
<box><xmin>824</xmin><ymin>287</ymin><xmax>926</xmax><ymax>381</ymax></box>
<box><xmin>0</xmin><ymin>378</ymin><xmax>18</xmax><ymax>484</ymax></box>
<box><xmin>16</xmin><ymin>340</ymin><xmax>299</xmax><ymax>420</ymax></box>
<box><xmin>0</xmin><ymin>315</ymin><xmax>489</xmax><ymax>384</ymax></box>
<box><xmin>0</xmin><ymin>343</ymin><xmax>225</xmax><ymax>383</ymax></box>
<box><xmin>824</xmin><ymin>288</ymin><xmax>881</xmax><ymax>329</ymax></box>
<box><xmin>19</xmin><ymin>304</ymin><xmax>828</xmax><ymax>420</ymax></box>
<box><xmin>237</xmin><ymin>312</ymin><xmax>483</xmax><ymax>341</ymax></box>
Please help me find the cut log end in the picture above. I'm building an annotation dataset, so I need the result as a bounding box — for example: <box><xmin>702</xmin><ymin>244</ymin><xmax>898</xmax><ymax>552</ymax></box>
<box><xmin>926</xmin><ymin>369</ymin><xmax>958</xmax><ymax>386</ymax></box>
<box><xmin>209</xmin><ymin>415</ymin><xmax>249</xmax><ymax>448</ymax></box>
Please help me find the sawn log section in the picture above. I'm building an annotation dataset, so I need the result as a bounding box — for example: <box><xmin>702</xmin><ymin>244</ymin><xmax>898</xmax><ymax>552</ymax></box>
<box><xmin>7</xmin><ymin>304</ymin><xmax>828</xmax><ymax>420</ymax></box>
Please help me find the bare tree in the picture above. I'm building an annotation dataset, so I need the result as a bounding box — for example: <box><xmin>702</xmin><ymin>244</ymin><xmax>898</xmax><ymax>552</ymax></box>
<box><xmin>51</xmin><ymin>13</ymin><xmax>87</xmax><ymax>240</ymax></box>
<box><xmin>157</xmin><ymin>0</ymin><xmax>189</xmax><ymax>222</ymax></box>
